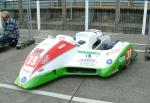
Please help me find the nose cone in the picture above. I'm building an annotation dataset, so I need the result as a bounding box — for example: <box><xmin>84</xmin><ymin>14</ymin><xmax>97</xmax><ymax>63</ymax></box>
<box><xmin>14</xmin><ymin>69</ymin><xmax>62</xmax><ymax>89</ymax></box>
<box><xmin>14</xmin><ymin>75</ymin><xmax>48</xmax><ymax>89</ymax></box>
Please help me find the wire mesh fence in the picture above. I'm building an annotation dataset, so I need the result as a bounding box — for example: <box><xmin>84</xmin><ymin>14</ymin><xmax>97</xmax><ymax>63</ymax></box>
<box><xmin>0</xmin><ymin>0</ymin><xmax>150</xmax><ymax>36</ymax></box>
<box><xmin>88</xmin><ymin>0</ymin><xmax>145</xmax><ymax>34</ymax></box>
<box><xmin>0</xmin><ymin>0</ymin><xmax>33</xmax><ymax>43</ymax></box>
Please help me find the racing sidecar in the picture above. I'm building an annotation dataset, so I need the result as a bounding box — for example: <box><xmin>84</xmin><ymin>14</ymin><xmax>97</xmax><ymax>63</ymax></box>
<box><xmin>15</xmin><ymin>29</ymin><xmax>137</xmax><ymax>89</ymax></box>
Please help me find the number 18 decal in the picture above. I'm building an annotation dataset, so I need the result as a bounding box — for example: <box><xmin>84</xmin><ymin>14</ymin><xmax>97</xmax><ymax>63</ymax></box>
<box><xmin>25</xmin><ymin>54</ymin><xmax>40</xmax><ymax>67</ymax></box>
<box><xmin>126</xmin><ymin>48</ymin><xmax>132</xmax><ymax>60</ymax></box>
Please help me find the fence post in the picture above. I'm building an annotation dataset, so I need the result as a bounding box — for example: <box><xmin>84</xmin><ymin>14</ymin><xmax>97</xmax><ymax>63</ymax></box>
<box><xmin>37</xmin><ymin>0</ymin><xmax>41</xmax><ymax>30</ymax></box>
<box><xmin>70</xmin><ymin>0</ymin><xmax>73</xmax><ymax>19</ymax></box>
<box><xmin>0</xmin><ymin>9</ymin><xmax>2</xmax><ymax>29</ymax></box>
<box><xmin>27</xmin><ymin>0</ymin><xmax>32</xmax><ymax>40</ymax></box>
<box><xmin>18</xmin><ymin>0</ymin><xmax>24</xmax><ymax>27</ymax></box>
<box><xmin>148</xmin><ymin>15</ymin><xmax>150</xmax><ymax>46</ymax></box>
<box><xmin>142</xmin><ymin>1</ymin><xmax>148</xmax><ymax>35</ymax></box>
<box><xmin>85</xmin><ymin>0</ymin><xmax>89</xmax><ymax>31</ymax></box>
<box><xmin>115</xmin><ymin>0</ymin><xmax>120</xmax><ymax>32</ymax></box>
<box><xmin>62</xmin><ymin>0</ymin><xmax>66</xmax><ymax>30</ymax></box>
<box><xmin>144</xmin><ymin>12</ymin><xmax>150</xmax><ymax>61</ymax></box>
<box><xmin>16</xmin><ymin>0</ymin><xmax>35</xmax><ymax>49</ymax></box>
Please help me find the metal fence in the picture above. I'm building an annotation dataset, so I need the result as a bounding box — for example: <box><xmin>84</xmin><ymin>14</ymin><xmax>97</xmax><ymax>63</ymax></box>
<box><xmin>0</xmin><ymin>0</ymin><xmax>149</xmax><ymax>35</ymax></box>
<box><xmin>0</xmin><ymin>0</ymin><xmax>34</xmax><ymax>44</ymax></box>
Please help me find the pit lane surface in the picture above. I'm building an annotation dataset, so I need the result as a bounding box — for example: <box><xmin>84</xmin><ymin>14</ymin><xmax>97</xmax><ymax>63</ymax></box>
<box><xmin>0</xmin><ymin>32</ymin><xmax>150</xmax><ymax>103</ymax></box>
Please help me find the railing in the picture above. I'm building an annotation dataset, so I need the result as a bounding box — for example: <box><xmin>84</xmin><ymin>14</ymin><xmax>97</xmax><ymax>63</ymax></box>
<box><xmin>0</xmin><ymin>0</ymin><xmax>18</xmax><ymax>9</ymax></box>
<box><xmin>0</xmin><ymin>0</ymin><xmax>149</xmax><ymax>35</ymax></box>
<box><xmin>0</xmin><ymin>0</ymin><xmax>148</xmax><ymax>10</ymax></box>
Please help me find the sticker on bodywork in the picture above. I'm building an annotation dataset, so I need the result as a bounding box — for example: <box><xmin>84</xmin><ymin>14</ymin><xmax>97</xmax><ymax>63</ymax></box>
<box><xmin>78</xmin><ymin>51</ymin><xmax>98</xmax><ymax>66</ymax></box>
<box><xmin>20</xmin><ymin>76</ymin><xmax>27</xmax><ymax>83</ymax></box>
<box><xmin>106</xmin><ymin>59</ymin><xmax>113</xmax><ymax>64</ymax></box>
<box><xmin>119</xmin><ymin>56</ymin><xmax>125</xmax><ymax>62</ymax></box>
<box><xmin>126</xmin><ymin>48</ymin><xmax>132</xmax><ymax>60</ymax></box>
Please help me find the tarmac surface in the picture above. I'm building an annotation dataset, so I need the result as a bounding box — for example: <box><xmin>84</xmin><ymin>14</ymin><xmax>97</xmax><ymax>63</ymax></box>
<box><xmin>0</xmin><ymin>29</ymin><xmax>150</xmax><ymax>103</ymax></box>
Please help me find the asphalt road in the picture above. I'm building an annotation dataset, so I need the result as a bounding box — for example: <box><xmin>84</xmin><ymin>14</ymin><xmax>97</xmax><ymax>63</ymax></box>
<box><xmin>0</xmin><ymin>31</ymin><xmax>150</xmax><ymax>103</ymax></box>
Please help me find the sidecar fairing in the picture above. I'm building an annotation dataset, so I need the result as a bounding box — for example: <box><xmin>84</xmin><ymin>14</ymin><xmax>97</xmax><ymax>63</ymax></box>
<box><xmin>15</xmin><ymin>29</ymin><xmax>137</xmax><ymax>89</ymax></box>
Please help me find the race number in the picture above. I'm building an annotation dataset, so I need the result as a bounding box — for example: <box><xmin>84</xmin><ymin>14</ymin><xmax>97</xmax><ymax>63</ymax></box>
<box><xmin>126</xmin><ymin>49</ymin><xmax>132</xmax><ymax>60</ymax></box>
<box><xmin>25</xmin><ymin>55</ymin><xmax>39</xmax><ymax>67</ymax></box>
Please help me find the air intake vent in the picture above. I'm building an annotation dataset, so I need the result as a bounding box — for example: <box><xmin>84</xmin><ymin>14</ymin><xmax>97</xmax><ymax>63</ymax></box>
<box><xmin>66</xmin><ymin>67</ymin><xmax>96</xmax><ymax>73</ymax></box>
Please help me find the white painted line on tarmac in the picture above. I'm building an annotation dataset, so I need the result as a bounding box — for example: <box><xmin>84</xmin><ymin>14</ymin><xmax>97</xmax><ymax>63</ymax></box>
<box><xmin>0</xmin><ymin>83</ymin><xmax>71</xmax><ymax>100</ymax></box>
<box><xmin>73</xmin><ymin>97</ymin><xmax>112</xmax><ymax>103</ymax></box>
<box><xmin>0</xmin><ymin>83</ymin><xmax>112</xmax><ymax>103</ymax></box>
<box><xmin>135</xmin><ymin>50</ymin><xmax>145</xmax><ymax>53</ymax></box>
<box><xmin>131</xmin><ymin>42</ymin><xmax>147</xmax><ymax>46</ymax></box>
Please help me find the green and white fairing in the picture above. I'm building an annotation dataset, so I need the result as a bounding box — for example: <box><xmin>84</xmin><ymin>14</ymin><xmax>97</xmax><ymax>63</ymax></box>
<box><xmin>15</xmin><ymin>29</ymin><xmax>137</xmax><ymax>89</ymax></box>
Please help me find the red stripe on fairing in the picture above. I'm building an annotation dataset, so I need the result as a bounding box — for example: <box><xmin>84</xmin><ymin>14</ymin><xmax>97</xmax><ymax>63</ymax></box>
<box><xmin>30</xmin><ymin>40</ymin><xmax>76</xmax><ymax>75</ymax></box>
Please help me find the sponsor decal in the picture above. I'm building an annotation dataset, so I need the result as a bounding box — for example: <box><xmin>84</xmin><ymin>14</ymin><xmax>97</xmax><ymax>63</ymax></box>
<box><xmin>80</xmin><ymin>58</ymin><xmax>96</xmax><ymax>62</ymax></box>
<box><xmin>79</xmin><ymin>54</ymin><xmax>97</xmax><ymax>66</ymax></box>
<box><xmin>33</xmin><ymin>48</ymin><xmax>44</xmax><ymax>55</ymax></box>
<box><xmin>21</xmin><ymin>76</ymin><xmax>27</xmax><ymax>83</ymax></box>
<box><xmin>78</xmin><ymin>51</ymin><xmax>100</xmax><ymax>57</ymax></box>
<box><xmin>86</xmin><ymin>54</ymin><xmax>91</xmax><ymax>59</ymax></box>
<box><xmin>126</xmin><ymin>48</ymin><xmax>132</xmax><ymax>60</ymax></box>
<box><xmin>58</xmin><ymin>44</ymin><xmax>66</xmax><ymax>49</ymax></box>
<box><xmin>119</xmin><ymin>56</ymin><xmax>125</xmax><ymax>62</ymax></box>
<box><xmin>22</xmin><ymin>68</ymin><xmax>32</xmax><ymax>73</ymax></box>
<box><xmin>106</xmin><ymin>59</ymin><xmax>113</xmax><ymax>64</ymax></box>
<box><xmin>38</xmin><ymin>68</ymin><xmax>44</xmax><ymax>72</ymax></box>
<box><xmin>79</xmin><ymin>59</ymin><xmax>96</xmax><ymax>66</ymax></box>
<box><xmin>41</xmin><ymin>55</ymin><xmax>49</xmax><ymax>65</ymax></box>
<box><xmin>78</xmin><ymin>51</ymin><xmax>97</xmax><ymax>55</ymax></box>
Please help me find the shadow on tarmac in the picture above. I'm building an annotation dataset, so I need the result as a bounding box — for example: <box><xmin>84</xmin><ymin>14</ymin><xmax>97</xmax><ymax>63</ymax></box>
<box><xmin>0</xmin><ymin>46</ymin><xmax>12</xmax><ymax>53</ymax></box>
